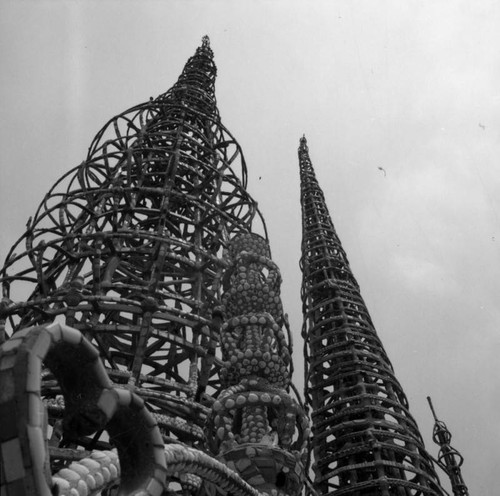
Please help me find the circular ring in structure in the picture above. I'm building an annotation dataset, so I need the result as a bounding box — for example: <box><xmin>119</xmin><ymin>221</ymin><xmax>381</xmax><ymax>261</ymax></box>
<box><xmin>0</xmin><ymin>322</ymin><xmax>166</xmax><ymax>496</ymax></box>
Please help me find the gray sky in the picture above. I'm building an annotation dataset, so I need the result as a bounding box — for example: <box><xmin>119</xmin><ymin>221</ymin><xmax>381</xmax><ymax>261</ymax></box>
<box><xmin>1</xmin><ymin>1</ymin><xmax>498</xmax><ymax>493</ymax></box>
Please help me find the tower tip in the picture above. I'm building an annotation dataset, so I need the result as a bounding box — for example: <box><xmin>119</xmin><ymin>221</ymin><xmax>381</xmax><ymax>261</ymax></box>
<box><xmin>427</xmin><ymin>396</ymin><xmax>439</xmax><ymax>421</ymax></box>
<box><xmin>202</xmin><ymin>35</ymin><xmax>211</xmax><ymax>48</ymax></box>
<box><xmin>299</xmin><ymin>134</ymin><xmax>308</xmax><ymax>151</ymax></box>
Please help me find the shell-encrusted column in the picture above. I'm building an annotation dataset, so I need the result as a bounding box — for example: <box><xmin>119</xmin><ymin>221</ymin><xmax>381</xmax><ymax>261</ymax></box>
<box><xmin>207</xmin><ymin>234</ymin><xmax>309</xmax><ymax>496</ymax></box>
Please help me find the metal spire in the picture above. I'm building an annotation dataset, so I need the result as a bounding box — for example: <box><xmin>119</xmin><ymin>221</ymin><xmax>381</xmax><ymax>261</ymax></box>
<box><xmin>1</xmin><ymin>37</ymin><xmax>262</xmax><ymax>366</ymax></box>
<box><xmin>428</xmin><ymin>397</ymin><xmax>469</xmax><ymax>496</ymax></box>
<box><xmin>299</xmin><ymin>137</ymin><xmax>446</xmax><ymax>495</ymax></box>
<box><xmin>0</xmin><ymin>39</ymin><xmax>281</xmax><ymax>496</ymax></box>
<box><xmin>0</xmin><ymin>35</ymin><xmax>309</xmax><ymax>496</ymax></box>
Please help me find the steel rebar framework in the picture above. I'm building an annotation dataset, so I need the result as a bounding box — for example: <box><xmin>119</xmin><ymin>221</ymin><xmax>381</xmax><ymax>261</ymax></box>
<box><xmin>298</xmin><ymin>136</ymin><xmax>445</xmax><ymax>496</ymax></box>
<box><xmin>427</xmin><ymin>397</ymin><xmax>469</xmax><ymax>496</ymax></box>
<box><xmin>0</xmin><ymin>38</ymin><xmax>306</xmax><ymax>496</ymax></box>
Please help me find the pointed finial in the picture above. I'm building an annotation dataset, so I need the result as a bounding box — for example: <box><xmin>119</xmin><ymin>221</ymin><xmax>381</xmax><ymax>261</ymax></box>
<box><xmin>427</xmin><ymin>396</ymin><xmax>439</xmax><ymax>421</ymax></box>
<box><xmin>299</xmin><ymin>134</ymin><xmax>308</xmax><ymax>151</ymax></box>
<box><xmin>202</xmin><ymin>35</ymin><xmax>210</xmax><ymax>48</ymax></box>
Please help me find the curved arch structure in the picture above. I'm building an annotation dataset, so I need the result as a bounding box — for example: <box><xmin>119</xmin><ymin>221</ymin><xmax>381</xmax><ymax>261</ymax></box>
<box><xmin>0</xmin><ymin>322</ymin><xmax>166</xmax><ymax>496</ymax></box>
<box><xmin>298</xmin><ymin>136</ymin><xmax>445</xmax><ymax>496</ymax></box>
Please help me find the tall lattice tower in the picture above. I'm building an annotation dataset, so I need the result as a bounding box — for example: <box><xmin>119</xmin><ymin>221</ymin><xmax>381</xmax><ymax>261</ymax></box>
<box><xmin>0</xmin><ymin>38</ymin><xmax>307</xmax><ymax>496</ymax></box>
<box><xmin>298</xmin><ymin>136</ymin><xmax>445</xmax><ymax>496</ymax></box>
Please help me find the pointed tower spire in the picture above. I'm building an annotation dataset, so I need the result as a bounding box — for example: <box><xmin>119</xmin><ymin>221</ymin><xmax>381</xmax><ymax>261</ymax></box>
<box><xmin>1</xmin><ymin>36</ymin><xmax>263</xmax><ymax>353</ymax></box>
<box><xmin>299</xmin><ymin>138</ymin><xmax>446</xmax><ymax>495</ymax></box>
<box><xmin>0</xmin><ymin>38</ymin><xmax>308</xmax><ymax>496</ymax></box>
<box><xmin>0</xmin><ymin>39</ymin><xmax>271</xmax><ymax>493</ymax></box>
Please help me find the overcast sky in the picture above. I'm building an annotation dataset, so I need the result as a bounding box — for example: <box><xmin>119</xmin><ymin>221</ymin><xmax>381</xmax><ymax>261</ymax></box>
<box><xmin>1</xmin><ymin>1</ymin><xmax>498</xmax><ymax>493</ymax></box>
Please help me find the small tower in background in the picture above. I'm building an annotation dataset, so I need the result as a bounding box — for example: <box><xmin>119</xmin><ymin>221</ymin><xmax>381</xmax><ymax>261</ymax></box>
<box><xmin>428</xmin><ymin>397</ymin><xmax>469</xmax><ymax>496</ymax></box>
